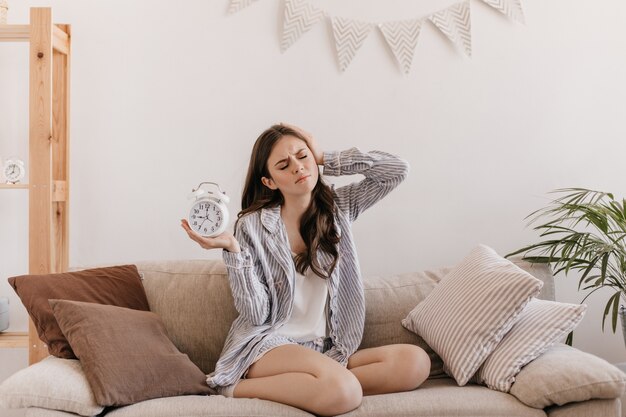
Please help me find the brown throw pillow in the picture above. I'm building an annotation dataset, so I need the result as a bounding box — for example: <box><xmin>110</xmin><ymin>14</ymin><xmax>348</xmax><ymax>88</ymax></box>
<box><xmin>8</xmin><ymin>265</ymin><xmax>150</xmax><ymax>359</ymax></box>
<box><xmin>49</xmin><ymin>299</ymin><xmax>212</xmax><ymax>406</ymax></box>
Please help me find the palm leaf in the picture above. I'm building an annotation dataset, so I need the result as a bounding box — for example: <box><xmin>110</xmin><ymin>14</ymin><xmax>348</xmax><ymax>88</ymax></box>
<box><xmin>513</xmin><ymin>188</ymin><xmax>626</xmax><ymax>334</ymax></box>
<box><xmin>603</xmin><ymin>292</ymin><xmax>621</xmax><ymax>332</ymax></box>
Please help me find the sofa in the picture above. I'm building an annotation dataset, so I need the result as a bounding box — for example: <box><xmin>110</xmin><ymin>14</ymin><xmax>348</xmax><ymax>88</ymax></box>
<box><xmin>1</xmin><ymin>257</ymin><xmax>625</xmax><ymax>417</ymax></box>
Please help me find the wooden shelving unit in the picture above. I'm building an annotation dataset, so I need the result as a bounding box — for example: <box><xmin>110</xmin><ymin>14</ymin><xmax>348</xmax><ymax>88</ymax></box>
<box><xmin>0</xmin><ymin>332</ymin><xmax>29</xmax><ymax>348</ymax></box>
<box><xmin>0</xmin><ymin>184</ymin><xmax>29</xmax><ymax>189</ymax></box>
<box><xmin>0</xmin><ymin>8</ymin><xmax>71</xmax><ymax>364</ymax></box>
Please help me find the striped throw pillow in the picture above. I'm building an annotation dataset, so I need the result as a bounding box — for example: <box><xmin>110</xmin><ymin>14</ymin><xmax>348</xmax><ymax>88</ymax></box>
<box><xmin>401</xmin><ymin>244</ymin><xmax>543</xmax><ymax>386</ymax></box>
<box><xmin>474</xmin><ymin>298</ymin><xmax>587</xmax><ymax>392</ymax></box>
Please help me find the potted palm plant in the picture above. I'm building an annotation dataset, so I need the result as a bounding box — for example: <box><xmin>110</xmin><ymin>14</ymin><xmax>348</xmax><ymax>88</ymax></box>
<box><xmin>507</xmin><ymin>188</ymin><xmax>626</xmax><ymax>344</ymax></box>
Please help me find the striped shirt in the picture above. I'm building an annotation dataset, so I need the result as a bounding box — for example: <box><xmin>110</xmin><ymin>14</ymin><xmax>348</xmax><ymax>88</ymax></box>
<box><xmin>207</xmin><ymin>147</ymin><xmax>410</xmax><ymax>389</ymax></box>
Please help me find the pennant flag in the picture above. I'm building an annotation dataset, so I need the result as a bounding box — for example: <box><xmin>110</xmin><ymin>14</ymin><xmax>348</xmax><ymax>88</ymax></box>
<box><xmin>480</xmin><ymin>0</ymin><xmax>525</xmax><ymax>24</ymax></box>
<box><xmin>227</xmin><ymin>0</ymin><xmax>259</xmax><ymax>15</ymax></box>
<box><xmin>429</xmin><ymin>1</ymin><xmax>472</xmax><ymax>58</ymax></box>
<box><xmin>378</xmin><ymin>19</ymin><xmax>422</xmax><ymax>74</ymax></box>
<box><xmin>281</xmin><ymin>0</ymin><xmax>326</xmax><ymax>52</ymax></box>
<box><xmin>331</xmin><ymin>16</ymin><xmax>374</xmax><ymax>72</ymax></box>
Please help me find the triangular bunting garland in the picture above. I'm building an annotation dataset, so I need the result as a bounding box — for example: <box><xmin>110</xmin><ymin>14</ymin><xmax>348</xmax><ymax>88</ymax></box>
<box><xmin>480</xmin><ymin>0</ymin><xmax>525</xmax><ymax>24</ymax></box>
<box><xmin>429</xmin><ymin>1</ymin><xmax>472</xmax><ymax>58</ymax></box>
<box><xmin>227</xmin><ymin>0</ymin><xmax>259</xmax><ymax>15</ymax></box>
<box><xmin>331</xmin><ymin>16</ymin><xmax>374</xmax><ymax>72</ymax></box>
<box><xmin>227</xmin><ymin>0</ymin><xmax>526</xmax><ymax>73</ymax></box>
<box><xmin>378</xmin><ymin>19</ymin><xmax>422</xmax><ymax>74</ymax></box>
<box><xmin>281</xmin><ymin>0</ymin><xmax>326</xmax><ymax>52</ymax></box>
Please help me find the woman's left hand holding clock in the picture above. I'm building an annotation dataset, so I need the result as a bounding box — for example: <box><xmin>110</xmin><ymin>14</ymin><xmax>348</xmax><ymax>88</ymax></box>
<box><xmin>180</xmin><ymin>219</ymin><xmax>241</xmax><ymax>253</ymax></box>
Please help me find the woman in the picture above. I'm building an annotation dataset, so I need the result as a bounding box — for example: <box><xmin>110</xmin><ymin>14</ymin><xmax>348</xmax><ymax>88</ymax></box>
<box><xmin>181</xmin><ymin>123</ymin><xmax>430</xmax><ymax>416</ymax></box>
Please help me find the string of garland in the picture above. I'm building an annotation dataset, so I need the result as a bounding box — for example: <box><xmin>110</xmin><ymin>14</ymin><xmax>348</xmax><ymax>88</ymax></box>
<box><xmin>227</xmin><ymin>0</ymin><xmax>525</xmax><ymax>74</ymax></box>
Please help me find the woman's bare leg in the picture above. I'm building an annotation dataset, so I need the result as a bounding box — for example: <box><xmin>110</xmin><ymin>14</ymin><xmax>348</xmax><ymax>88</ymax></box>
<box><xmin>347</xmin><ymin>344</ymin><xmax>430</xmax><ymax>396</ymax></box>
<box><xmin>233</xmin><ymin>344</ymin><xmax>362</xmax><ymax>416</ymax></box>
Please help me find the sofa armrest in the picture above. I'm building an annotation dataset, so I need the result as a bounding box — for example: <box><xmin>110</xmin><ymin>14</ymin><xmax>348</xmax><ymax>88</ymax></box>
<box><xmin>509</xmin><ymin>343</ymin><xmax>626</xmax><ymax>408</ymax></box>
<box><xmin>509</xmin><ymin>256</ymin><xmax>556</xmax><ymax>302</ymax></box>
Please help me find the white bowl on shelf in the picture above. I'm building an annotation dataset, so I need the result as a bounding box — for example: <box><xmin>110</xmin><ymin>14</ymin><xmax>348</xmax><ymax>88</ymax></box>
<box><xmin>0</xmin><ymin>297</ymin><xmax>9</xmax><ymax>332</ymax></box>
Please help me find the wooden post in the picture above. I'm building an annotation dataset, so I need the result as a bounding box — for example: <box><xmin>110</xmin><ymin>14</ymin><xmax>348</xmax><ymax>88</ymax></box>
<box><xmin>28</xmin><ymin>7</ymin><xmax>54</xmax><ymax>364</ymax></box>
<box><xmin>52</xmin><ymin>23</ymin><xmax>70</xmax><ymax>274</ymax></box>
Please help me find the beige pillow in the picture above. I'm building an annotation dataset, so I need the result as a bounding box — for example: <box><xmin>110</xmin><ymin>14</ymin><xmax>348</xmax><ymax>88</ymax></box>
<box><xmin>0</xmin><ymin>356</ymin><xmax>104</xmax><ymax>416</ymax></box>
<box><xmin>510</xmin><ymin>343</ymin><xmax>626</xmax><ymax>408</ymax></box>
<box><xmin>475</xmin><ymin>298</ymin><xmax>587</xmax><ymax>392</ymax></box>
<box><xmin>49</xmin><ymin>299</ymin><xmax>212</xmax><ymax>406</ymax></box>
<box><xmin>402</xmin><ymin>244</ymin><xmax>543</xmax><ymax>386</ymax></box>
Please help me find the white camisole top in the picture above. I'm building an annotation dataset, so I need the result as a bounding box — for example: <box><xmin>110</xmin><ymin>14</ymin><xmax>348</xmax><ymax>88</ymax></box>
<box><xmin>277</xmin><ymin>253</ymin><xmax>329</xmax><ymax>342</ymax></box>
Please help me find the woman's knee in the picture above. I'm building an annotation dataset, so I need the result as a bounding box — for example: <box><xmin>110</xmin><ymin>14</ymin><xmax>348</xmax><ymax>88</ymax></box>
<box><xmin>315</xmin><ymin>369</ymin><xmax>362</xmax><ymax>416</ymax></box>
<box><xmin>394</xmin><ymin>344</ymin><xmax>430</xmax><ymax>390</ymax></box>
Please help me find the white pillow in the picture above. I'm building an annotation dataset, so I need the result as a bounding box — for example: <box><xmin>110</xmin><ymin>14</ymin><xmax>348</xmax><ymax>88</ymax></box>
<box><xmin>475</xmin><ymin>298</ymin><xmax>587</xmax><ymax>392</ymax></box>
<box><xmin>402</xmin><ymin>244</ymin><xmax>543</xmax><ymax>386</ymax></box>
<box><xmin>0</xmin><ymin>356</ymin><xmax>104</xmax><ymax>416</ymax></box>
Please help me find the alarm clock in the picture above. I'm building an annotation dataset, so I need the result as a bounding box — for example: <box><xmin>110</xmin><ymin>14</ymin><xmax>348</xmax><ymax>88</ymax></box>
<box><xmin>188</xmin><ymin>182</ymin><xmax>230</xmax><ymax>238</ymax></box>
<box><xmin>3</xmin><ymin>158</ymin><xmax>25</xmax><ymax>184</ymax></box>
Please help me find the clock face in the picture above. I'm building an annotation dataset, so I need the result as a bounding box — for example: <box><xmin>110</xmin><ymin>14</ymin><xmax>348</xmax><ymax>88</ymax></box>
<box><xmin>189</xmin><ymin>200</ymin><xmax>225</xmax><ymax>237</ymax></box>
<box><xmin>4</xmin><ymin>162</ymin><xmax>25</xmax><ymax>183</ymax></box>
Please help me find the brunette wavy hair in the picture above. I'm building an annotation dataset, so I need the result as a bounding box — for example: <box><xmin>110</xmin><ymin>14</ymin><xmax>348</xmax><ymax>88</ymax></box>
<box><xmin>236</xmin><ymin>124</ymin><xmax>340</xmax><ymax>278</ymax></box>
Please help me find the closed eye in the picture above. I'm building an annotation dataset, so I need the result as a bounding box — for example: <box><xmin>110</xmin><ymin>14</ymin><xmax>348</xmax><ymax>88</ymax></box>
<box><xmin>279</xmin><ymin>155</ymin><xmax>307</xmax><ymax>170</ymax></box>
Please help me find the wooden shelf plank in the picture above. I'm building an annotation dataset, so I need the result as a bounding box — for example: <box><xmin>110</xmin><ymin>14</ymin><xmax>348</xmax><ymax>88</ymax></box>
<box><xmin>0</xmin><ymin>332</ymin><xmax>29</xmax><ymax>348</ymax></box>
<box><xmin>0</xmin><ymin>183</ymin><xmax>29</xmax><ymax>189</ymax></box>
<box><xmin>0</xmin><ymin>25</ymin><xmax>30</xmax><ymax>41</ymax></box>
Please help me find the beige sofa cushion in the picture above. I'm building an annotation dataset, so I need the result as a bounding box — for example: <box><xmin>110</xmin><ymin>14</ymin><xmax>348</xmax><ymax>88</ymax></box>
<box><xmin>137</xmin><ymin>260</ymin><xmax>451</xmax><ymax>378</ymax></box>
<box><xmin>103</xmin><ymin>395</ymin><xmax>313</xmax><ymax>417</ymax></box>
<box><xmin>96</xmin><ymin>378</ymin><xmax>547</xmax><ymax>417</ymax></box>
<box><xmin>25</xmin><ymin>410</ymin><xmax>79</xmax><ymax>417</ymax></box>
<box><xmin>135</xmin><ymin>258</ymin><xmax>556</xmax><ymax>379</ymax></box>
<box><xmin>361</xmin><ymin>269</ymin><xmax>452</xmax><ymax>377</ymax></box>
<box><xmin>339</xmin><ymin>378</ymin><xmax>545</xmax><ymax>417</ymax></box>
<box><xmin>546</xmin><ymin>398</ymin><xmax>621</xmax><ymax>417</ymax></box>
<box><xmin>136</xmin><ymin>260</ymin><xmax>236</xmax><ymax>375</ymax></box>
<box><xmin>510</xmin><ymin>343</ymin><xmax>626</xmax><ymax>408</ymax></box>
<box><xmin>0</xmin><ymin>356</ymin><xmax>104</xmax><ymax>416</ymax></box>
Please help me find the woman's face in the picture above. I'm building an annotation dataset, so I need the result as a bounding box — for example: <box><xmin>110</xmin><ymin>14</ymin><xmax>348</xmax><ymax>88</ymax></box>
<box><xmin>262</xmin><ymin>135</ymin><xmax>319</xmax><ymax>198</ymax></box>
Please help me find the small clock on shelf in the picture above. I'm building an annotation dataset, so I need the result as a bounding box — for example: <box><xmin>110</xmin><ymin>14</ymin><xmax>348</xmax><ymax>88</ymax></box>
<box><xmin>3</xmin><ymin>158</ymin><xmax>26</xmax><ymax>184</ymax></box>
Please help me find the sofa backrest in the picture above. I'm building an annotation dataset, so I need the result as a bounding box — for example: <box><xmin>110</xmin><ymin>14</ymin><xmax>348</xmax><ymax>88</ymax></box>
<box><xmin>135</xmin><ymin>257</ymin><xmax>555</xmax><ymax>376</ymax></box>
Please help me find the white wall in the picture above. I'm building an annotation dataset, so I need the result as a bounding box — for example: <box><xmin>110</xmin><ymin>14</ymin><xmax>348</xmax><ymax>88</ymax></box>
<box><xmin>1</xmin><ymin>0</ymin><xmax>625</xmax><ymax>392</ymax></box>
